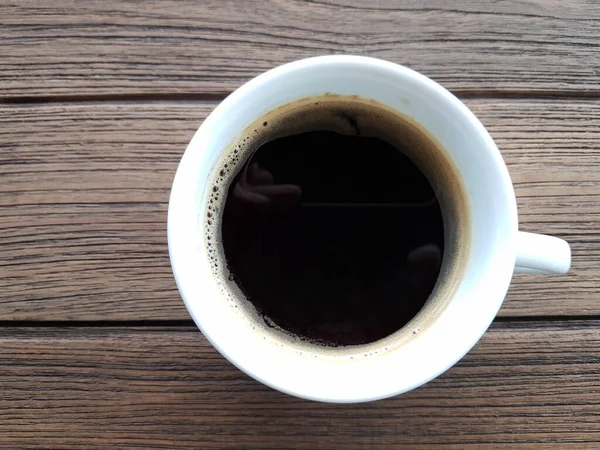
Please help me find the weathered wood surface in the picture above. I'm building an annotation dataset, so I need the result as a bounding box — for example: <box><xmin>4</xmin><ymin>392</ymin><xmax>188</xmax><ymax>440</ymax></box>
<box><xmin>1</xmin><ymin>322</ymin><xmax>599</xmax><ymax>448</ymax></box>
<box><xmin>2</xmin><ymin>2</ymin><xmax>597</xmax><ymax>446</ymax></box>
<box><xmin>1</xmin><ymin>99</ymin><xmax>597</xmax><ymax>320</ymax></box>
<box><xmin>2</xmin><ymin>0</ymin><xmax>599</xmax><ymax>99</ymax></box>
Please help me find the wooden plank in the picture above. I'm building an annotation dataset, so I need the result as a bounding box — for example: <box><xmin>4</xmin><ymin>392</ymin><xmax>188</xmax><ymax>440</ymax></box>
<box><xmin>0</xmin><ymin>102</ymin><xmax>205</xmax><ymax>320</ymax></box>
<box><xmin>1</xmin><ymin>0</ymin><xmax>600</xmax><ymax>99</ymax></box>
<box><xmin>0</xmin><ymin>322</ymin><xmax>599</xmax><ymax>448</ymax></box>
<box><xmin>468</xmin><ymin>99</ymin><xmax>600</xmax><ymax>317</ymax></box>
<box><xmin>0</xmin><ymin>99</ymin><xmax>598</xmax><ymax>320</ymax></box>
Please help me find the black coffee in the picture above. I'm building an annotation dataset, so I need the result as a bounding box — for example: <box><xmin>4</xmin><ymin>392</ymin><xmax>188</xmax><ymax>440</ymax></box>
<box><xmin>218</xmin><ymin>100</ymin><xmax>444</xmax><ymax>347</ymax></box>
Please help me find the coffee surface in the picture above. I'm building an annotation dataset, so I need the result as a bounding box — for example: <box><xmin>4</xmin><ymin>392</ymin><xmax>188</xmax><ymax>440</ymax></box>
<box><xmin>207</xmin><ymin>98</ymin><xmax>452</xmax><ymax>346</ymax></box>
<box><xmin>222</xmin><ymin>130</ymin><xmax>443</xmax><ymax>345</ymax></box>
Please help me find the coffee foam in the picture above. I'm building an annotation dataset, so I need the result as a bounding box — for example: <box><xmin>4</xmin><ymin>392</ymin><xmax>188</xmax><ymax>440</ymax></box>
<box><xmin>204</xmin><ymin>94</ymin><xmax>470</xmax><ymax>359</ymax></box>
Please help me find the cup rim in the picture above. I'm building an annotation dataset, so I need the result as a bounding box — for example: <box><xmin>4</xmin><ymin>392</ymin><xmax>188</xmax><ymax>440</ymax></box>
<box><xmin>168</xmin><ymin>55</ymin><xmax>518</xmax><ymax>402</ymax></box>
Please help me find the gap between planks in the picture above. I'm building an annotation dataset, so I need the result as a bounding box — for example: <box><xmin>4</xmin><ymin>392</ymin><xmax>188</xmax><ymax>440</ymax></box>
<box><xmin>1</xmin><ymin>316</ymin><xmax>600</xmax><ymax>329</ymax></box>
<box><xmin>3</xmin><ymin>89</ymin><xmax>600</xmax><ymax>106</ymax></box>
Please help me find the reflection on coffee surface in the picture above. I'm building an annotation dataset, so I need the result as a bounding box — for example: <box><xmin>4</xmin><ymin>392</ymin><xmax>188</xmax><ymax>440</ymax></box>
<box><xmin>207</xmin><ymin>97</ymin><xmax>451</xmax><ymax>347</ymax></box>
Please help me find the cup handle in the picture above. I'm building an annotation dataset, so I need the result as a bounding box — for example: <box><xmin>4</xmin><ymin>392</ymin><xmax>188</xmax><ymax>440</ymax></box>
<box><xmin>514</xmin><ymin>231</ymin><xmax>571</xmax><ymax>275</ymax></box>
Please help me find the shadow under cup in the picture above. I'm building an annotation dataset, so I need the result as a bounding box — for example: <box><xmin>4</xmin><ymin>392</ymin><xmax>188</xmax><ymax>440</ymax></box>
<box><xmin>205</xmin><ymin>94</ymin><xmax>471</xmax><ymax>354</ymax></box>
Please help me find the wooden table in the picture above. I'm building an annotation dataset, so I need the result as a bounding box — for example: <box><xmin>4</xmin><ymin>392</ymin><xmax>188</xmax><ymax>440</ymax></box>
<box><xmin>1</xmin><ymin>1</ymin><xmax>599</xmax><ymax>448</ymax></box>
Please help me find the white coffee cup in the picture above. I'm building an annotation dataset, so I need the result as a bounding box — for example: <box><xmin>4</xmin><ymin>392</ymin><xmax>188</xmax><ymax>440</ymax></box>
<box><xmin>168</xmin><ymin>55</ymin><xmax>571</xmax><ymax>403</ymax></box>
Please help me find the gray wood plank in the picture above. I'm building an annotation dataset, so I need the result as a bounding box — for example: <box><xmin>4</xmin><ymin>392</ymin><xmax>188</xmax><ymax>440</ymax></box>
<box><xmin>0</xmin><ymin>99</ymin><xmax>597</xmax><ymax>320</ymax></box>
<box><xmin>1</xmin><ymin>0</ymin><xmax>599</xmax><ymax>98</ymax></box>
<box><xmin>0</xmin><ymin>322</ymin><xmax>599</xmax><ymax>448</ymax></box>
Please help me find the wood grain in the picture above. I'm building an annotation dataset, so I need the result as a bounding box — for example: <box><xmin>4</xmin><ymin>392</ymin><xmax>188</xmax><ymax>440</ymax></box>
<box><xmin>1</xmin><ymin>99</ymin><xmax>598</xmax><ymax>320</ymax></box>
<box><xmin>1</xmin><ymin>0</ymin><xmax>600</xmax><ymax>99</ymax></box>
<box><xmin>468</xmin><ymin>99</ymin><xmax>600</xmax><ymax>317</ymax></box>
<box><xmin>0</xmin><ymin>102</ymin><xmax>206</xmax><ymax>320</ymax></box>
<box><xmin>0</xmin><ymin>322</ymin><xmax>599</xmax><ymax>448</ymax></box>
